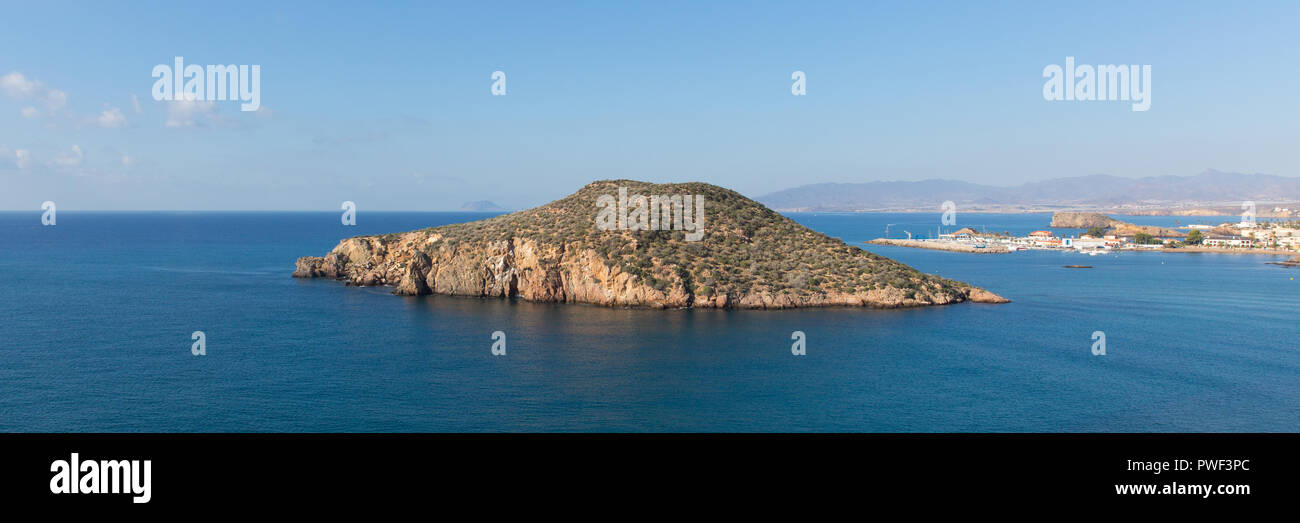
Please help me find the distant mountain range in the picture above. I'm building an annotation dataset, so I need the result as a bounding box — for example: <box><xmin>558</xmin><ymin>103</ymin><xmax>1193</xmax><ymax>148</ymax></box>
<box><xmin>756</xmin><ymin>170</ymin><xmax>1300</xmax><ymax>212</ymax></box>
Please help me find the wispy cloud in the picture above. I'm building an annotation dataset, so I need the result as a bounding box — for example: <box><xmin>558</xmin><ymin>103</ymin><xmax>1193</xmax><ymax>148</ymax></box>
<box><xmin>49</xmin><ymin>145</ymin><xmax>84</xmax><ymax>169</ymax></box>
<box><xmin>92</xmin><ymin>107</ymin><xmax>128</xmax><ymax>128</ymax></box>
<box><xmin>0</xmin><ymin>146</ymin><xmax>33</xmax><ymax>170</ymax></box>
<box><xmin>165</xmin><ymin>99</ymin><xmax>219</xmax><ymax>127</ymax></box>
<box><xmin>5</xmin><ymin>71</ymin><xmax>128</xmax><ymax>129</ymax></box>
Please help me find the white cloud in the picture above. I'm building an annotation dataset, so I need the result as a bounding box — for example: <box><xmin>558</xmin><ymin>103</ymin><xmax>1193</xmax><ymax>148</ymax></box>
<box><xmin>1</xmin><ymin>71</ymin><xmax>67</xmax><ymax>111</ymax></box>
<box><xmin>50</xmin><ymin>145</ymin><xmax>83</xmax><ymax>168</ymax></box>
<box><xmin>165</xmin><ymin>99</ymin><xmax>218</xmax><ymax>127</ymax></box>
<box><xmin>15</xmin><ymin>149</ymin><xmax>31</xmax><ymax>169</ymax></box>
<box><xmin>20</xmin><ymin>107</ymin><xmax>38</xmax><ymax>118</ymax></box>
<box><xmin>131</xmin><ymin>93</ymin><xmax>142</xmax><ymax>114</ymax></box>
<box><xmin>94</xmin><ymin>107</ymin><xmax>127</xmax><ymax>128</ymax></box>
<box><xmin>0</xmin><ymin>72</ymin><xmax>38</xmax><ymax>98</ymax></box>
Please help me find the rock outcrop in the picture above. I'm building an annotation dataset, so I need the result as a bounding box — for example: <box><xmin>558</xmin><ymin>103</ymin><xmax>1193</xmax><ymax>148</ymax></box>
<box><xmin>1049</xmin><ymin>212</ymin><xmax>1182</xmax><ymax>237</ymax></box>
<box><xmin>1049</xmin><ymin>212</ymin><xmax>1123</xmax><ymax>229</ymax></box>
<box><xmin>294</xmin><ymin>180</ymin><xmax>1008</xmax><ymax>309</ymax></box>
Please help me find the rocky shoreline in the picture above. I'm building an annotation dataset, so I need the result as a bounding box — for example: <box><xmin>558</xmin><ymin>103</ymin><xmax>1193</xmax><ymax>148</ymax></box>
<box><xmin>1269</xmin><ymin>256</ymin><xmax>1300</xmax><ymax>267</ymax></box>
<box><xmin>294</xmin><ymin>234</ymin><xmax>1009</xmax><ymax>309</ymax></box>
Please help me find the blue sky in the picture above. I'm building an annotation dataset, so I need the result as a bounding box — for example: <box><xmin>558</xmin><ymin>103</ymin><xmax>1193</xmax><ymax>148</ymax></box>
<box><xmin>2</xmin><ymin>0</ymin><xmax>1298</xmax><ymax>210</ymax></box>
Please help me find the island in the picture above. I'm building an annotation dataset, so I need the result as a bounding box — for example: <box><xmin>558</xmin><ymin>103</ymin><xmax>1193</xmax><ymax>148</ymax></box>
<box><xmin>294</xmin><ymin>180</ymin><xmax>1008</xmax><ymax>309</ymax></box>
<box><xmin>459</xmin><ymin>200</ymin><xmax>508</xmax><ymax>212</ymax></box>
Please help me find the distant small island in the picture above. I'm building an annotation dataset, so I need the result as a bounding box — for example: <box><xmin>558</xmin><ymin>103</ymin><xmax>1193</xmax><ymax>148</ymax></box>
<box><xmin>295</xmin><ymin>180</ymin><xmax>1007</xmax><ymax>309</ymax></box>
<box><xmin>459</xmin><ymin>200</ymin><xmax>508</xmax><ymax>212</ymax></box>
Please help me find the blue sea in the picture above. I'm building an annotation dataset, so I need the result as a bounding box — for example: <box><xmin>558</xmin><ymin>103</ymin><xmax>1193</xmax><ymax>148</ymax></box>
<box><xmin>2</xmin><ymin>211</ymin><xmax>1297</xmax><ymax>432</ymax></box>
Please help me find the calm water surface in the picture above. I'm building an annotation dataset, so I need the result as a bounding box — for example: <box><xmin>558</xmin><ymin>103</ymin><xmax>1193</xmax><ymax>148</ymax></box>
<box><xmin>2</xmin><ymin>211</ymin><xmax>1296</xmax><ymax>432</ymax></box>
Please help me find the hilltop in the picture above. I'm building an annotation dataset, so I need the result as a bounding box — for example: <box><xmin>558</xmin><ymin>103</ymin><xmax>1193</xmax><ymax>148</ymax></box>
<box><xmin>294</xmin><ymin>180</ymin><xmax>1007</xmax><ymax>309</ymax></box>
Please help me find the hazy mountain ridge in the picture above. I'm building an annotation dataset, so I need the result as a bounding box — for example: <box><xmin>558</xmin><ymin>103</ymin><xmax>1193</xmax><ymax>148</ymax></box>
<box><xmin>758</xmin><ymin>170</ymin><xmax>1300</xmax><ymax>211</ymax></box>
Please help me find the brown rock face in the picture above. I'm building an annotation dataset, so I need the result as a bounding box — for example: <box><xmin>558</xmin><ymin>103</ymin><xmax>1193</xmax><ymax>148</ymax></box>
<box><xmin>965</xmin><ymin>287</ymin><xmax>1011</xmax><ymax>304</ymax></box>
<box><xmin>293</xmin><ymin>180</ymin><xmax>1008</xmax><ymax>309</ymax></box>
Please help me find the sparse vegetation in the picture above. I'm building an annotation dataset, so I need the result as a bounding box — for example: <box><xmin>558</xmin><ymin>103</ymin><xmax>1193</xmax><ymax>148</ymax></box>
<box><xmin>379</xmin><ymin>179</ymin><xmax>973</xmax><ymax>302</ymax></box>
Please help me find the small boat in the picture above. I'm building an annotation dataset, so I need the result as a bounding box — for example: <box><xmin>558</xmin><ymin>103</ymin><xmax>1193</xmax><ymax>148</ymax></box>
<box><xmin>1064</xmin><ymin>265</ymin><xmax>1093</xmax><ymax>269</ymax></box>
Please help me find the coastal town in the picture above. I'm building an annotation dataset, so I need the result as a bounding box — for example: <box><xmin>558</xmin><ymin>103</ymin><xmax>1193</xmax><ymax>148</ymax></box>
<box><xmin>868</xmin><ymin>212</ymin><xmax>1300</xmax><ymax>257</ymax></box>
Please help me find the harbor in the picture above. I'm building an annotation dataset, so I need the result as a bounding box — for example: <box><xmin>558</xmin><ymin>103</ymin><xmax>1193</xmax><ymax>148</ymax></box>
<box><xmin>866</xmin><ymin>217</ymin><xmax>1300</xmax><ymax>257</ymax></box>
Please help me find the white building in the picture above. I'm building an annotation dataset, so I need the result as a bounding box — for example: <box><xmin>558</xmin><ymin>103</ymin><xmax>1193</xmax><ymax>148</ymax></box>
<box><xmin>1204</xmin><ymin>235</ymin><xmax>1254</xmax><ymax>248</ymax></box>
<box><xmin>1243</xmin><ymin>226</ymin><xmax>1300</xmax><ymax>246</ymax></box>
<box><xmin>1062</xmin><ymin>237</ymin><xmax>1110</xmax><ymax>250</ymax></box>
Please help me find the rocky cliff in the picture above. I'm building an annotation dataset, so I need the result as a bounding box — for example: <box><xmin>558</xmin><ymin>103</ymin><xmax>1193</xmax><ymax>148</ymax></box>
<box><xmin>294</xmin><ymin>180</ymin><xmax>1008</xmax><ymax>309</ymax></box>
